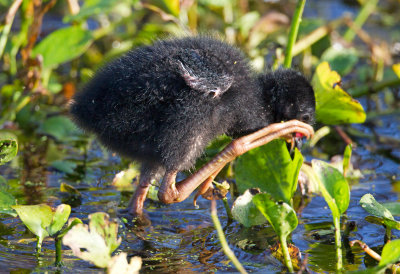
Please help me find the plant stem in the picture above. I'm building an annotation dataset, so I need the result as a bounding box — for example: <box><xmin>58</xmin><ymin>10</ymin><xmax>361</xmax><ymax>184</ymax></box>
<box><xmin>210</xmin><ymin>200</ymin><xmax>247</xmax><ymax>274</ymax></box>
<box><xmin>343</xmin><ymin>0</ymin><xmax>379</xmax><ymax>42</ymax></box>
<box><xmin>222</xmin><ymin>197</ymin><xmax>233</xmax><ymax>221</ymax></box>
<box><xmin>349</xmin><ymin>76</ymin><xmax>400</xmax><ymax>98</ymax></box>
<box><xmin>279</xmin><ymin>235</ymin><xmax>294</xmax><ymax>272</ymax></box>
<box><xmin>36</xmin><ymin>236</ymin><xmax>42</xmax><ymax>253</ymax></box>
<box><xmin>0</xmin><ymin>0</ymin><xmax>23</xmax><ymax>58</ymax></box>
<box><xmin>55</xmin><ymin>236</ymin><xmax>63</xmax><ymax>267</ymax></box>
<box><xmin>334</xmin><ymin>216</ymin><xmax>343</xmax><ymax>271</ymax></box>
<box><xmin>284</xmin><ymin>0</ymin><xmax>306</xmax><ymax>68</ymax></box>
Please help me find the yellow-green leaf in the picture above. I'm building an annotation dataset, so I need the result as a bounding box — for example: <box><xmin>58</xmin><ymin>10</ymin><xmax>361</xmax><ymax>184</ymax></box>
<box><xmin>393</xmin><ymin>63</ymin><xmax>400</xmax><ymax>78</ymax></box>
<box><xmin>312</xmin><ymin>62</ymin><xmax>366</xmax><ymax>124</ymax></box>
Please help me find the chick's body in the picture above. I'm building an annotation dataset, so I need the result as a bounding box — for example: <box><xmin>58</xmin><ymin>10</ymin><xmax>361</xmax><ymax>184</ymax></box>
<box><xmin>70</xmin><ymin>37</ymin><xmax>272</xmax><ymax>173</ymax></box>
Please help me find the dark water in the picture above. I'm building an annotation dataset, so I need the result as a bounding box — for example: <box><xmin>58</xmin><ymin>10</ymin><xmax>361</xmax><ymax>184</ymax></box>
<box><xmin>1</xmin><ymin>0</ymin><xmax>400</xmax><ymax>273</ymax></box>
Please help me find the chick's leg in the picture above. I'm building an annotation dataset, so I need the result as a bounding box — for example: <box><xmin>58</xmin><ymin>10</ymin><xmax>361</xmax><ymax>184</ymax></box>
<box><xmin>127</xmin><ymin>172</ymin><xmax>152</xmax><ymax>216</ymax></box>
<box><xmin>158</xmin><ymin>120</ymin><xmax>314</xmax><ymax>205</ymax></box>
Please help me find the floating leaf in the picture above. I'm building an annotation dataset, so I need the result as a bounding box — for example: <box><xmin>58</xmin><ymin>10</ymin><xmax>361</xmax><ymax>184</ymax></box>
<box><xmin>63</xmin><ymin>212</ymin><xmax>121</xmax><ymax>268</ymax></box>
<box><xmin>253</xmin><ymin>193</ymin><xmax>298</xmax><ymax>239</ymax></box>
<box><xmin>231</xmin><ymin>189</ymin><xmax>267</xmax><ymax>227</ymax></box>
<box><xmin>112</xmin><ymin>164</ymin><xmax>140</xmax><ymax>190</ymax></box>
<box><xmin>63</xmin><ymin>222</ymin><xmax>111</xmax><ymax>268</ymax></box>
<box><xmin>235</xmin><ymin>139</ymin><xmax>303</xmax><ymax>203</ymax></box>
<box><xmin>0</xmin><ymin>139</ymin><xmax>17</xmax><ymax>165</ymax></box>
<box><xmin>32</xmin><ymin>26</ymin><xmax>93</xmax><ymax>69</ymax></box>
<box><xmin>108</xmin><ymin>253</ymin><xmax>142</xmax><ymax>274</ymax></box>
<box><xmin>89</xmin><ymin>212</ymin><xmax>121</xmax><ymax>254</ymax></box>
<box><xmin>360</xmin><ymin>194</ymin><xmax>400</xmax><ymax>230</ymax></box>
<box><xmin>312</xmin><ymin>62</ymin><xmax>366</xmax><ymax>124</ymax></box>
<box><xmin>311</xmin><ymin>159</ymin><xmax>350</xmax><ymax>217</ymax></box>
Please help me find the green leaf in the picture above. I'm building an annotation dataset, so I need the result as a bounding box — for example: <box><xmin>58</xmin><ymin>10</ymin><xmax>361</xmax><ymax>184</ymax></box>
<box><xmin>12</xmin><ymin>204</ymin><xmax>52</xmax><ymax>243</ymax></box>
<box><xmin>312</xmin><ymin>62</ymin><xmax>366</xmax><ymax>124</ymax></box>
<box><xmin>64</xmin><ymin>0</ymin><xmax>131</xmax><ymax>22</ymax></box>
<box><xmin>381</xmin><ymin>202</ymin><xmax>400</xmax><ymax>216</ymax></box>
<box><xmin>311</xmin><ymin>159</ymin><xmax>350</xmax><ymax>216</ymax></box>
<box><xmin>89</xmin><ymin>212</ymin><xmax>121</xmax><ymax>253</ymax></box>
<box><xmin>0</xmin><ymin>185</ymin><xmax>16</xmax><ymax>216</ymax></box>
<box><xmin>360</xmin><ymin>194</ymin><xmax>400</xmax><ymax>230</ymax></box>
<box><xmin>150</xmin><ymin>0</ymin><xmax>180</xmax><ymax>17</ymax></box>
<box><xmin>32</xmin><ymin>26</ymin><xmax>93</xmax><ymax>69</ymax></box>
<box><xmin>39</xmin><ymin>115</ymin><xmax>79</xmax><ymax>141</ymax></box>
<box><xmin>321</xmin><ymin>47</ymin><xmax>359</xmax><ymax>75</ymax></box>
<box><xmin>235</xmin><ymin>139</ymin><xmax>303</xmax><ymax>203</ymax></box>
<box><xmin>231</xmin><ymin>189</ymin><xmax>268</xmax><ymax>227</ymax></box>
<box><xmin>48</xmin><ymin>204</ymin><xmax>71</xmax><ymax>236</ymax></box>
<box><xmin>379</xmin><ymin>239</ymin><xmax>400</xmax><ymax>266</ymax></box>
<box><xmin>51</xmin><ymin>160</ymin><xmax>77</xmax><ymax>174</ymax></box>
<box><xmin>393</xmin><ymin>64</ymin><xmax>400</xmax><ymax>78</ymax></box>
<box><xmin>342</xmin><ymin>144</ymin><xmax>352</xmax><ymax>177</ymax></box>
<box><xmin>0</xmin><ymin>139</ymin><xmax>17</xmax><ymax>165</ymax></box>
<box><xmin>62</xmin><ymin>222</ymin><xmax>111</xmax><ymax>268</ymax></box>
<box><xmin>63</xmin><ymin>212</ymin><xmax>121</xmax><ymax>268</ymax></box>
<box><xmin>253</xmin><ymin>193</ymin><xmax>298</xmax><ymax>238</ymax></box>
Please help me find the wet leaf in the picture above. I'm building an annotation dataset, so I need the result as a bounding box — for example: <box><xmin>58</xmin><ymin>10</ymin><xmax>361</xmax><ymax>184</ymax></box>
<box><xmin>360</xmin><ymin>194</ymin><xmax>400</xmax><ymax>230</ymax></box>
<box><xmin>321</xmin><ymin>47</ymin><xmax>359</xmax><ymax>75</ymax></box>
<box><xmin>253</xmin><ymin>193</ymin><xmax>298</xmax><ymax>238</ymax></box>
<box><xmin>231</xmin><ymin>189</ymin><xmax>267</xmax><ymax>227</ymax></box>
<box><xmin>312</xmin><ymin>62</ymin><xmax>366</xmax><ymax>124</ymax></box>
<box><xmin>60</xmin><ymin>182</ymin><xmax>81</xmax><ymax>196</ymax></box>
<box><xmin>112</xmin><ymin>164</ymin><xmax>140</xmax><ymax>190</ymax></box>
<box><xmin>235</xmin><ymin>139</ymin><xmax>303</xmax><ymax>203</ymax></box>
<box><xmin>48</xmin><ymin>204</ymin><xmax>71</xmax><ymax>236</ymax></box>
<box><xmin>32</xmin><ymin>26</ymin><xmax>93</xmax><ymax>69</ymax></box>
<box><xmin>311</xmin><ymin>159</ymin><xmax>350</xmax><ymax>217</ymax></box>
<box><xmin>379</xmin><ymin>239</ymin><xmax>400</xmax><ymax>266</ymax></box>
<box><xmin>63</xmin><ymin>222</ymin><xmax>111</xmax><ymax>268</ymax></box>
<box><xmin>108</xmin><ymin>253</ymin><xmax>142</xmax><ymax>274</ymax></box>
<box><xmin>63</xmin><ymin>212</ymin><xmax>121</xmax><ymax>268</ymax></box>
<box><xmin>12</xmin><ymin>204</ymin><xmax>53</xmax><ymax>242</ymax></box>
<box><xmin>12</xmin><ymin>204</ymin><xmax>71</xmax><ymax>240</ymax></box>
<box><xmin>0</xmin><ymin>139</ymin><xmax>17</xmax><ymax>165</ymax></box>
<box><xmin>270</xmin><ymin>242</ymin><xmax>301</xmax><ymax>271</ymax></box>
<box><xmin>89</xmin><ymin>212</ymin><xmax>121</xmax><ymax>254</ymax></box>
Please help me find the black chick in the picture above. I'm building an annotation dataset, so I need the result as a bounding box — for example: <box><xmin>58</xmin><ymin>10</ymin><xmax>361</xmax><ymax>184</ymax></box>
<box><xmin>70</xmin><ymin>37</ymin><xmax>315</xmax><ymax>219</ymax></box>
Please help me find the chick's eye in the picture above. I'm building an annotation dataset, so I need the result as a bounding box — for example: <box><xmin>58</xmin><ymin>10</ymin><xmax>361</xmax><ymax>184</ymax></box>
<box><xmin>301</xmin><ymin>113</ymin><xmax>310</xmax><ymax>123</ymax></box>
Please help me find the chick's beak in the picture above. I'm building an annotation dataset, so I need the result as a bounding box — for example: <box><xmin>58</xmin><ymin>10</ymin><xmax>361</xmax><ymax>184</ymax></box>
<box><xmin>288</xmin><ymin>132</ymin><xmax>305</xmax><ymax>153</ymax></box>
